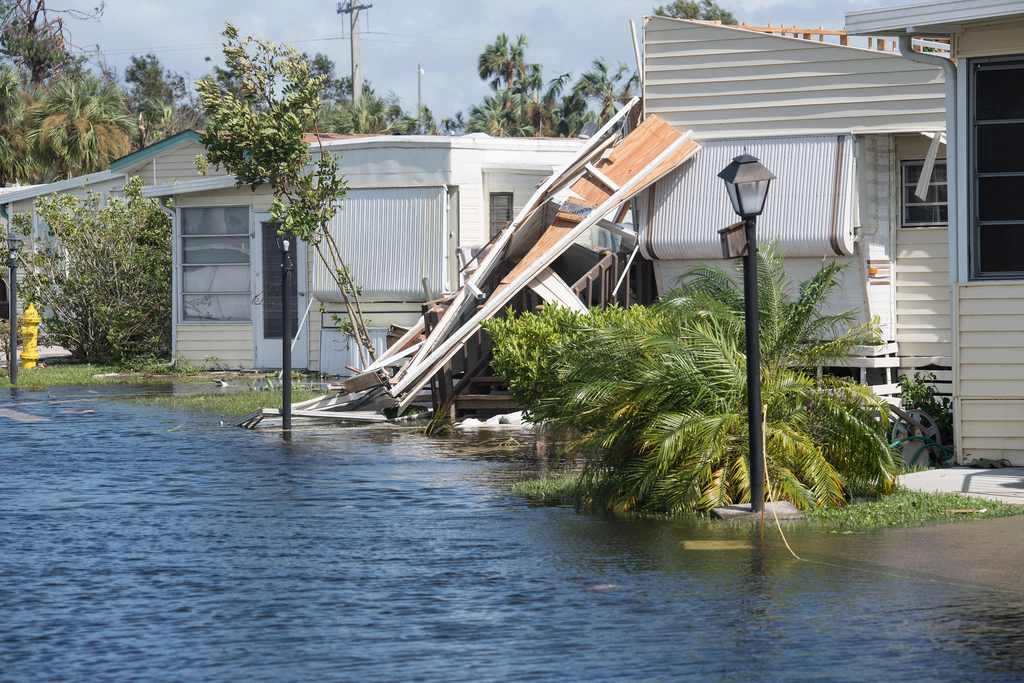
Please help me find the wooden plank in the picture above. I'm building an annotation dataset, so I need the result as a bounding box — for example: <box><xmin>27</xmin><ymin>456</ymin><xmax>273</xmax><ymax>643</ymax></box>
<box><xmin>500</xmin><ymin>219</ymin><xmax>575</xmax><ymax>285</ymax></box>
<box><xmin>527</xmin><ymin>267</ymin><xmax>589</xmax><ymax>313</ymax></box>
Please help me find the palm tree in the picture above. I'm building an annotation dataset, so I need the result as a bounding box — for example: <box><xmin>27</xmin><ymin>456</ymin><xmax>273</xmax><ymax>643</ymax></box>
<box><xmin>0</xmin><ymin>66</ymin><xmax>30</xmax><ymax>186</ymax></box>
<box><xmin>489</xmin><ymin>249</ymin><xmax>897</xmax><ymax>514</ymax></box>
<box><xmin>574</xmin><ymin>59</ymin><xmax>639</xmax><ymax>123</ymax></box>
<box><xmin>320</xmin><ymin>90</ymin><xmax>414</xmax><ymax>135</ymax></box>
<box><xmin>467</xmin><ymin>90</ymin><xmax>534</xmax><ymax>137</ymax></box>
<box><xmin>477</xmin><ymin>33</ymin><xmax>529</xmax><ymax>91</ymax></box>
<box><xmin>28</xmin><ymin>74</ymin><xmax>135</xmax><ymax>180</ymax></box>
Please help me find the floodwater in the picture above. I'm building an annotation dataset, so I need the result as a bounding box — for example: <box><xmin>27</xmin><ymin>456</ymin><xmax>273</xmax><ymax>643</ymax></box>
<box><xmin>3</xmin><ymin>386</ymin><xmax>1024</xmax><ymax>681</ymax></box>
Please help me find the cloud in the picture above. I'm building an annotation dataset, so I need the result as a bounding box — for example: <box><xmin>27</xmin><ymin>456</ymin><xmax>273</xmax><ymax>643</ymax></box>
<box><xmin>62</xmin><ymin>0</ymin><xmax>904</xmax><ymax>121</ymax></box>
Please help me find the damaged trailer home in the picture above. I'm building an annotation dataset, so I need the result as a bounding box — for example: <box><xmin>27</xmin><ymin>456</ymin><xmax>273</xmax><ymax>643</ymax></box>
<box><xmin>0</xmin><ymin>131</ymin><xmax>587</xmax><ymax>373</ymax></box>
<box><xmin>638</xmin><ymin>16</ymin><xmax>952</xmax><ymax>401</ymax></box>
<box><xmin>282</xmin><ymin>101</ymin><xmax>701</xmax><ymax>423</ymax></box>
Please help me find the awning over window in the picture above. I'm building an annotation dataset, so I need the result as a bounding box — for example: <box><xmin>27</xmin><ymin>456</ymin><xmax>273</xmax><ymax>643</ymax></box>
<box><xmin>640</xmin><ymin>134</ymin><xmax>857</xmax><ymax>260</ymax></box>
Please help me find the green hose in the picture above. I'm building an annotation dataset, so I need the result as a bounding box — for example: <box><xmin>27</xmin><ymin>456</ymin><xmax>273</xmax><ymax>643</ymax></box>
<box><xmin>890</xmin><ymin>434</ymin><xmax>955</xmax><ymax>468</ymax></box>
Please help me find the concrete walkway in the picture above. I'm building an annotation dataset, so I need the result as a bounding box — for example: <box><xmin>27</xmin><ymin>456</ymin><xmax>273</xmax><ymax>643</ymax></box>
<box><xmin>900</xmin><ymin>467</ymin><xmax>1024</xmax><ymax>505</ymax></box>
<box><xmin>0</xmin><ymin>345</ymin><xmax>70</xmax><ymax>368</ymax></box>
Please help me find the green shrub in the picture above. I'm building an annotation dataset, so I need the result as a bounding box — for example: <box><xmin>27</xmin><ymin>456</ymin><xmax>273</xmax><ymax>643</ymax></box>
<box><xmin>485</xmin><ymin>249</ymin><xmax>897</xmax><ymax>515</ymax></box>
<box><xmin>897</xmin><ymin>371</ymin><xmax>954</xmax><ymax>445</ymax></box>
<box><xmin>12</xmin><ymin>176</ymin><xmax>172</xmax><ymax>363</ymax></box>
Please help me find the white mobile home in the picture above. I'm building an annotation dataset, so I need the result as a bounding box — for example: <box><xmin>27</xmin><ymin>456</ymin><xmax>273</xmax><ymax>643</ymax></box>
<box><xmin>0</xmin><ymin>131</ymin><xmax>584</xmax><ymax>372</ymax></box>
<box><xmin>639</xmin><ymin>17</ymin><xmax>950</xmax><ymax>391</ymax></box>
<box><xmin>845</xmin><ymin>0</ymin><xmax>1024</xmax><ymax>463</ymax></box>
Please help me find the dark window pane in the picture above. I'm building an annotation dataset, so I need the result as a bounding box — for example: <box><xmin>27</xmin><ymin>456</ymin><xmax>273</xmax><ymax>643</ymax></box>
<box><xmin>978</xmin><ymin>123</ymin><xmax>1024</xmax><ymax>173</ymax></box>
<box><xmin>904</xmin><ymin>163</ymin><xmax>921</xmax><ymax>184</ymax></box>
<box><xmin>976</xmin><ymin>64</ymin><xmax>1024</xmax><ymax>121</ymax></box>
<box><xmin>261</xmin><ymin>221</ymin><xmax>297</xmax><ymax>340</ymax></box>
<box><xmin>931</xmin><ymin>164</ymin><xmax>947</xmax><ymax>183</ymax></box>
<box><xmin>489</xmin><ymin>192</ymin><xmax>513</xmax><ymax>238</ymax></box>
<box><xmin>978</xmin><ymin>176</ymin><xmax>1024</xmax><ymax>221</ymax></box>
<box><xmin>905</xmin><ymin>204</ymin><xmax>947</xmax><ymax>225</ymax></box>
<box><xmin>979</xmin><ymin>224</ymin><xmax>1024</xmax><ymax>273</ymax></box>
<box><xmin>905</xmin><ymin>184</ymin><xmax>947</xmax><ymax>204</ymax></box>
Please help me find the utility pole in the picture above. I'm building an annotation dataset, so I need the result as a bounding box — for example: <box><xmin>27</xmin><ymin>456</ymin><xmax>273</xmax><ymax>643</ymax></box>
<box><xmin>417</xmin><ymin>64</ymin><xmax>423</xmax><ymax>133</ymax></box>
<box><xmin>338</xmin><ymin>1</ymin><xmax>372</xmax><ymax>104</ymax></box>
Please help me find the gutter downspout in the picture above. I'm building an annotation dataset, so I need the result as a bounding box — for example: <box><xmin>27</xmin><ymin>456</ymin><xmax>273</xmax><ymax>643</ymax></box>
<box><xmin>898</xmin><ymin>35</ymin><xmax>961</xmax><ymax>463</ymax></box>
<box><xmin>898</xmin><ymin>35</ymin><xmax>958</xmax><ymax>287</ymax></box>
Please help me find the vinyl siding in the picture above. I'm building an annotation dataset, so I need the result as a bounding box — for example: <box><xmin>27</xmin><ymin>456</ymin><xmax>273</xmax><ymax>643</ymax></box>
<box><xmin>644</xmin><ymin>16</ymin><xmax>946</xmax><ymax>139</ymax></box>
<box><xmin>175</xmin><ymin>323</ymin><xmax>253</xmax><ymax>368</ymax></box>
<box><xmin>957</xmin><ymin>283</ymin><xmax>1024</xmax><ymax>398</ymax></box>
<box><xmin>895</xmin><ymin>227</ymin><xmax>952</xmax><ymax>360</ymax></box>
<box><xmin>957</xmin><ymin>16</ymin><xmax>1024</xmax><ymax>58</ymax></box>
<box><xmin>151</xmin><ymin>140</ymin><xmax>226</xmax><ymax>185</ymax></box>
<box><xmin>846</xmin><ymin>0</ymin><xmax>1024</xmax><ymax>37</ymax></box>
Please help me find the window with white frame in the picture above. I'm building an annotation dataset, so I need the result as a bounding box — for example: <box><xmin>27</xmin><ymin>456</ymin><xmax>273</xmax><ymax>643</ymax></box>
<box><xmin>901</xmin><ymin>160</ymin><xmax>948</xmax><ymax>227</ymax></box>
<box><xmin>180</xmin><ymin>207</ymin><xmax>251</xmax><ymax>322</ymax></box>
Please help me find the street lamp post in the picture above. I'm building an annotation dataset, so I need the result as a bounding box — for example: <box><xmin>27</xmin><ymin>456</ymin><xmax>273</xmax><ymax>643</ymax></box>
<box><xmin>279</xmin><ymin>231</ymin><xmax>294</xmax><ymax>432</ymax></box>
<box><xmin>717</xmin><ymin>154</ymin><xmax>775</xmax><ymax>513</ymax></box>
<box><xmin>6</xmin><ymin>232</ymin><xmax>20</xmax><ymax>386</ymax></box>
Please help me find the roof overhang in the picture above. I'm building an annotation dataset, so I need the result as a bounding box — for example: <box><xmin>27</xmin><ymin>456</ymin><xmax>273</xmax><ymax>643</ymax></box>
<box><xmin>846</xmin><ymin>0</ymin><xmax>1024</xmax><ymax>36</ymax></box>
<box><xmin>141</xmin><ymin>174</ymin><xmax>242</xmax><ymax>198</ymax></box>
<box><xmin>0</xmin><ymin>170</ymin><xmax>123</xmax><ymax>206</ymax></box>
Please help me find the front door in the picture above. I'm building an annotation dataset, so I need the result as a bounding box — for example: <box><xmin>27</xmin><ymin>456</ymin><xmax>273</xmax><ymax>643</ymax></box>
<box><xmin>253</xmin><ymin>214</ymin><xmax>309</xmax><ymax>369</ymax></box>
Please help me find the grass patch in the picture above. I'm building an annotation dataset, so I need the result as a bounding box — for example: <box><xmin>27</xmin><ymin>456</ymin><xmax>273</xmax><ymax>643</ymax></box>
<box><xmin>128</xmin><ymin>388</ymin><xmax>324</xmax><ymax>419</ymax></box>
<box><xmin>511</xmin><ymin>474</ymin><xmax>579</xmax><ymax>506</ymax></box>
<box><xmin>806</xmin><ymin>488</ymin><xmax>1024</xmax><ymax>532</ymax></box>
<box><xmin>1</xmin><ymin>363</ymin><xmax>148</xmax><ymax>390</ymax></box>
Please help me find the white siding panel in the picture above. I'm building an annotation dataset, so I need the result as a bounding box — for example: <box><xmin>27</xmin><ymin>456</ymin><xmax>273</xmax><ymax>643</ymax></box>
<box><xmin>961</xmin><ymin>399</ymin><xmax>1024</xmax><ymax>464</ymax></box>
<box><xmin>175</xmin><ymin>323</ymin><xmax>253</xmax><ymax>369</ymax></box>
<box><xmin>313</xmin><ymin>187</ymin><xmax>448</xmax><ymax>302</ymax></box>
<box><xmin>642</xmin><ymin>135</ymin><xmax>856</xmax><ymax>260</ymax></box>
<box><xmin>644</xmin><ymin>17</ymin><xmax>946</xmax><ymax>139</ymax></box>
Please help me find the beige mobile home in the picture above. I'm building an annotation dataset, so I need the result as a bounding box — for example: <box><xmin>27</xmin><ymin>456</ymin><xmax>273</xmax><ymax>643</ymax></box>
<box><xmin>639</xmin><ymin>17</ymin><xmax>950</xmax><ymax>394</ymax></box>
<box><xmin>846</xmin><ymin>0</ymin><xmax>1024</xmax><ymax>463</ymax></box>
<box><xmin>0</xmin><ymin>131</ymin><xmax>584</xmax><ymax>373</ymax></box>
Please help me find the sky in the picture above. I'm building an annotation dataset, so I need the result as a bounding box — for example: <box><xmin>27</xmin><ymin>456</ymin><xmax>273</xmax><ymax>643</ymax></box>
<box><xmin>61</xmin><ymin>0</ymin><xmax>903</xmax><ymax>122</ymax></box>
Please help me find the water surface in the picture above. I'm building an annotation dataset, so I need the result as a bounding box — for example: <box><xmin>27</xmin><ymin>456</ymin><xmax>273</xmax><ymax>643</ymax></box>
<box><xmin>2</xmin><ymin>387</ymin><xmax>1023</xmax><ymax>681</ymax></box>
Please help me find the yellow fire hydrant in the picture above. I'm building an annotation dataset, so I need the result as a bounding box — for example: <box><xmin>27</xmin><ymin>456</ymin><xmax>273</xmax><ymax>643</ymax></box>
<box><xmin>19</xmin><ymin>303</ymin><xmax>41</xmax><ymax>369</ymax></box>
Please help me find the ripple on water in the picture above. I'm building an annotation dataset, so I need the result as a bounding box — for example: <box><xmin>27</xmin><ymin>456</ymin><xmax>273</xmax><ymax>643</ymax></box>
<box><xmin>2</xmin><ymin>387</ymin><xmax>1024</xmax><ymax>681</ymax></box>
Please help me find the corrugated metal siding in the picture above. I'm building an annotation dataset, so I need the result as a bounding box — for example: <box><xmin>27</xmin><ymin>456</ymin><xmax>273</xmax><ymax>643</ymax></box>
<box><xmin>641</xmin><ymin>135</ymin><xmax>856</xmax><ymax>260</ymax></box>
<box><xmin>652</xmin><ymin>255</ymin><xmax>870</xmax><ymax>326</ymax></box>
<box><xmin>319</xmin><ymin>328</ymin><xmax>391</xmax><ymax>377</ymax></box>
<box><xmin>644</xmin><ymin>17</ymin><xmax>946</xmax><ymax>139</ymax></box>
<box><xmin>312</xmin><ymin>187</ymin><xmax>447</xmax><ymax>302</ymax></box>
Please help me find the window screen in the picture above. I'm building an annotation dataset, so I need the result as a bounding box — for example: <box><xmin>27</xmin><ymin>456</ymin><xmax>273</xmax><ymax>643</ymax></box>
<box><xmin>902</xmin><ymin>161</ymin><xmax>948</xmax><ymax>227</ymax></box>
<box><xmin>180</xmin><ymin>207</ymin><xmax>250</xmax><ymax>321</ymax></box>
<box><xmin>489</xmin><ymin>192</ymin><xmax>513</xmax><ymax>238</ymax></box>
<box><xmin>972</xmin><ymin>58</ymin><xmax>1024</xmax><ymax>277</ymax></box>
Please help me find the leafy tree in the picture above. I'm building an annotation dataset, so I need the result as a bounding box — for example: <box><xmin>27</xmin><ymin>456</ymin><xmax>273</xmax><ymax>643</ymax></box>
<box><xmin>124</xmin><ymin>53</ymin><xmax>199</xmax><ymax>146</ymax></box>
<box><xmin>575</xmin><ymin>59</ymin><xmax>637</xmax><ymax>124</ymax></box>
<box><xmin>468</xmin><ymin>89</ymin><xmax>534</xmax><ymax>136</ymax></box>
<box><xmin>486</xmin><ymin>249</ymin><xmax>896</xmax><ymax>514</ymax></box>
<box><xmin>9</xmin><ymin>177</ymin><xmax>171</xmax><ymax>362</ymax></box>
<box><xmin>305</xmin><ymin>52</ymin><xmax>351</xmax><ymax>103</ymax></box>
<box><xmin>28</xmin><ymin>71</ymin><xmax>134</xmax><ymax>179</ymax></box>
<box><xmin>441</xmin><ymin>111</ymin><xmax>466</xmax><ymax>135</ymax></box>
<box><xmin>0</xmin><ymin>0</ymin><xmax>102</xmax><ymax>84</ymax></box>
<box><xmin>195</xmin><ymin>23</ymin><xmax>376</xmax><ymax>361</ymax></box>
<box><xmin>653</xmin><ymin>0</ymin><xmax>738</xmax><ymax>24</ymax></box>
